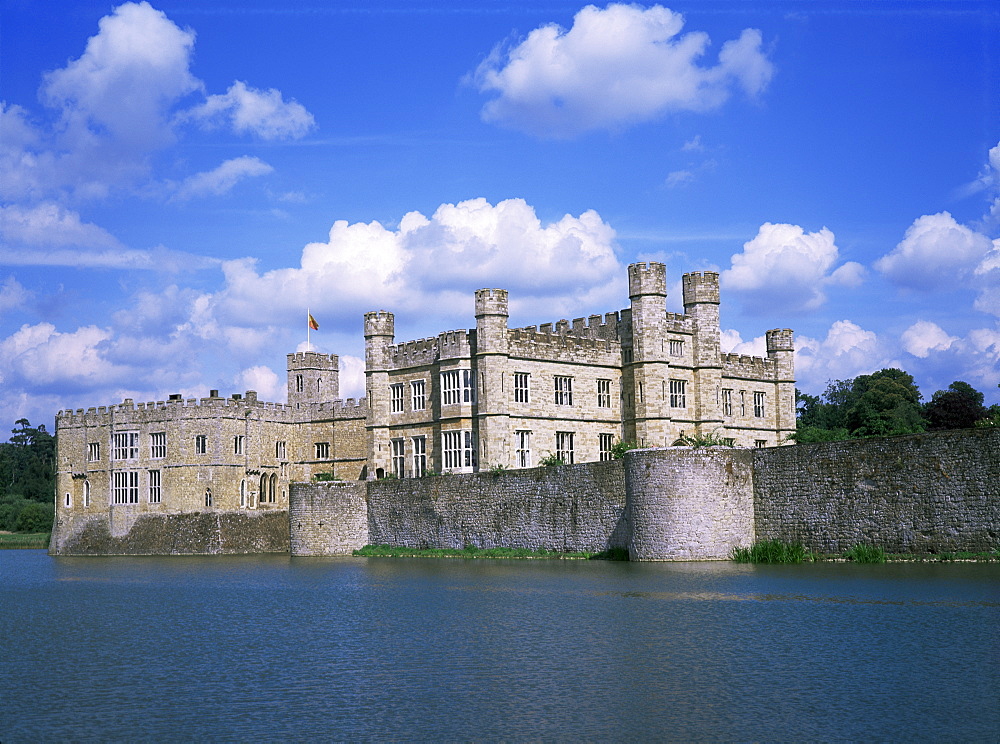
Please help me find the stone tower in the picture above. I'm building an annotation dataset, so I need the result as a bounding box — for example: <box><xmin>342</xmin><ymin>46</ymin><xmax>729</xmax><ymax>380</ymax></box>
<box><xmin>474</xmin><ymin>289</ymin><xmax>510</xmax><ymax>466</ymax></box>
<box><xmin>682</xmin><ymin>272</ymin><xmax>723</xmax><ymax>434</ymax></box>
<box><xmin>766</xmin><ymin>328</ymin><xmax>796</xmax><ymax>440</ymax></box>
<box><xmin>287</xmin><ymin>352</ymin><xmax>339</xmax><ymax>410</ymax></box>
<box><xmin>626</xmin><ymin>262</ymin><xmax>671</xmax><ymax>447</ymax></box>
<box><xmin>364</xmin><ymin>311</ymin><xmax>395</xmax><ymax>477</ymax></box>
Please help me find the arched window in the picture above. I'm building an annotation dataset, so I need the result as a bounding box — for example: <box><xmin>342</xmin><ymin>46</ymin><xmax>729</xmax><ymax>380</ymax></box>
<box><xmin>240</xmin><ymin>479</ymin><xmax>246</xmax><ymax>507</ymax></box>
<box><xmin>83</xmin><ymin>480</ymin><xmax>91</xmax><ymax>507</ymax></box>
<box><xmin>260</xmin><ymin>474</ymin><xmax>268</xmax><ymax>505</ymax></box>
<box><xmin>205</xmin><ymin>488</ymin><xmax>212</xmax><ymax>507</ymax></box>
<box><xmin>269</xmin><ymin>473</ymin><xmax>277</xmax><ymax>503</ymax></box>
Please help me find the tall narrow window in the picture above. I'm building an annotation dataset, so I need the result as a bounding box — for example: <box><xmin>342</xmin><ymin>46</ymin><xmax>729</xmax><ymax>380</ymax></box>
<box><xmin>83</xmin><ymin>479</ymin><xmax>91</xmax><ymax>507</ymax></box>
<box><xmin>315</xmin><ymin>442</ymin><xmax>330</xmax><ymax>460</ymax></box>
<box><xmin>390</xmin><ymin>383</ymin><xmax>405</xmax><ymax>413</ymax></box>
<box><xmin>753</xmin><ymin>391</ymin><xmax>766</xmax><ymax>418</ymax></box>
<box><xmin>391</xmin><ymin>438</ymin><xmax>406</xmax><ymax>478</ymax></box>
<box><xmin>234</xmin><ymin>435</ymin><xmax>245</xmax><ymax>455</ymax></box>
<box><xmin>412</xmin><ymin>436</ymin><xmax>426</xmax><ymax>477</ymax></box>
<box><xmin>240</xmin><ymin>479</ymin><xmax>246</xmax><ymax>507</ymax></box>
<box><xmin>87</xmin><ymin>442</ymin><xmax>100</xmax><ymax>462</ymax></box>
<box><xmin>740</xmin><ymin>391</ymin><xmax>747</xmax><ymax>416</ymax></box>
<box><xmin>112</xmin><ymin>431</ymin><xmax>139</xmax><ymax>460</ymax></box>
<box><xmin>411</xmin><ymin>379</ymin><xmax>426</xmax><ymax>411</ymax></box>
<box><xmin>514</xmin><ymin>373</ymin><xmax>530</xmax><ymax>403</ymax></box>
<box><xmin>599</xmin><ymin>433</ymin><xmax>614</xmax><ymax>461</ymax></box>
<box><xmin>296</xmin><ymin>374</ymin><xmax>304</xmax><ymax>393</ymax></box>
<box><xmin>150</xmin><ymin>432</ymin><xmax>166</xmax><ymax>459</ymax></box>
<box><xmin>555</xmin><ymin>432</ymin><xmax>575</xmax><ymax>464</ymax></box>
<box><xmin>669</xmin><ymin>379</ymin><xmax>687</xmax><ymax>408</ymax></box>
<box><xmin>515</xmin><ymin>430</ymin><xmax>531</xmax><ymax>468</ymax></box>
<box><xmin>597</xmin><ymin>379</ymin><xmax>611</xmax><ymax>408</ymax></box>
<box><xmin>722</xmin><ymin>389</ymin><xmax>733</xmax><ymax>417</ymax></box>
<box><xmin>275</xmin><ymin>440</ymin><xmax>286</xmax><ymax>460</ymax></box>
<box><xmin>669</xmin><ymin>339</ymin><xmax>684</xmax><ymax>357</ymax></box>
<box><xmin>205</xmin><ymin>488</ymin><xmax>213</xmax><ymax>508</ymax></box>
<box><xmin>554</xmin><ymin>376</ymin><xmax>573</xmax><ymax>406</ymax></box>
<box><xmin>195</xmin><ymin>435</ymin><xmax>207</xmax><ymax>455</ymax></box>
<box><xmin>148</xmin><ymin>470</ymin><xmax>161</xmax><ymax>503</ymax></box>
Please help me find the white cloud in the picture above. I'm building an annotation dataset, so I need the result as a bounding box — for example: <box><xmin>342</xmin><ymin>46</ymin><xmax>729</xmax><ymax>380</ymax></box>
<box><xmin>720</xmin><ymin>329</ymin><xmax>766</xmax><ymax>356</ymax></box>
<box><xmin>665</xmin><ymin>170</ymin><xmax>694</xmax><ymax>188</ymax></box>
<box><xmin>338</xmin><ymin>355</ymin><xmax>366</xmax><ymax>400</ymax></box>
<box><xmin>235</xmin><ymin>365</ymin><xmax>283</xmax><ymax>400</ymax></box>
<box><xmin>0</xmin><ymin>323</ymin><xmax>126</xmax><ymax>389</ymax></box>
<box><xmin>721</xmin><ymin>223</ymin><xmax>865</xmax><ymax>313</ymax></box>
<box><xmin>172</xmin><ymin>156</ymin><xmax>274</xmax><ymax>201</ymax></box>
<box><xmin>794</xmin><ymin>320</ymin><xmax>893</xmax><ymax>391</ymax></box>
<box><xmin>0</xmin><ymin>203</ymin><xmax>125</xmax><ymax>250</ymax></box>
<box><xmin>473</xmin><ymin>3</ymin><xmax>773</xmax><ymax>137</ymax></box>
<box><xmin>0</xmin><ymin>276</ymin><xmax>33</xmax><ymax>317</ymax></box>
<box><xmin>183</xmin><ymin>80</ymin><xmax>315</xmax><ymax>140</ymax></box>
<box><xmin>901</xmin><ymin>320</ymin><xmax>958</xmax><ymax>358</ymax></box>
<box><xmin>875</xmin><ymin>212</ymin><xmax>993</xmax><ymax>291</ymax></box>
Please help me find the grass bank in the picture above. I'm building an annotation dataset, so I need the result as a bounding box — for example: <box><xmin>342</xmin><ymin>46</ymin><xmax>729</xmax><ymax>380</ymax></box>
<box><xmin>732</xmin><ymin>539</ymin><xmax>1000</xmax><ymax>564</ymax></box>
<box><xmin>0</xmin><ymin>532</ymin><xmax>50</xmax><ymax>549</ymax></box>
<box><xmin>353</xmin><ymin>544</ymin><xmax>629</xmax><ymax>561</ymax></box>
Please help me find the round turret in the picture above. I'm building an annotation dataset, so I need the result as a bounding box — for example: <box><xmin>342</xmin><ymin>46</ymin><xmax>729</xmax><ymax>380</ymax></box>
<box><xmin>364</xmin><ymin>310</ymin><xmax>395</xmax><ymax>339</ymax></box>
<box><xmin>475</xmin><ymin>288</ymin><xmax>509</xmax><ymax>318</ymax></box>
<box><xmin>766</xmin><ymin>328</ymin><xmax>795</xmax><ymax>353</ymax></box>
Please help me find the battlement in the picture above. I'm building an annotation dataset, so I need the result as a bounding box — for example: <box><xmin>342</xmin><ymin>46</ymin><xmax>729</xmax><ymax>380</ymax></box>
<box><xmin>628</xmin><ymin>261</ymin><xmax>667</xmax><ymax>299</ymax></box>
<box><xmin>766</xmin><ymin>328</ymin><xmax>795</xmax><ymax>353</ymax></box>
<box><xmin>514</xmin><ymin>311</ymin><xmax>623</xmax><ymax>343</ymax></box>
<box><xmin>300</xmin><ymin>397</ymin><xmax>369</xmax><ymax>419</ymax></box>
<box><xmin>682</xmin><ymin>271</ymin><xmax>720</xmax><ymax>306</ymax></box>
<box><xmin>438</xmin><ymin>329</ymin><xmax>472</xmax><ymax>360</ymax></box>
<box><xmin>721</xmin><ymin>353</ymin><xmax>779</xmax><ymax>380</ymax></box>
<box><xmin>364</xmin><ymin>310</ymin><xmax>395</xmax><ymax>338</ymax></box>
<box><xmin>507</xmin><ymin>326</ymin><xmax>621</xmax><ymax>365</ymax></box>
<box><xmin>389</xmin><ymin>337</ymin><xmax>441</xmax><ymax>368</ymax></box>
<box><xmin>474</xmin><ymin>288</ymin><xmax>509</xmax><ymax>317</ymax></box>
<box><xmin>57</xmin><ymin>391</ymin><xmax>297</xmax><ymax>427</ymax></box>
<box><xmin>287</xmin><ymin>351</ymin><xmax>338</xmax><ymax>368</ymax></box>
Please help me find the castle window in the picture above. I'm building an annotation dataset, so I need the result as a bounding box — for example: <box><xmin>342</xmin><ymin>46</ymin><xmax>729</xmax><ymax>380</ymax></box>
<box><xmin>64</xmin><ymin>492</ymin><xmax>71</xmax><ymax>508</ymax></box>
<box><xmin>555</xmin><ymin>432</ymin><xmax>575</xmax><ymax>464</ymax></box>
<box><xmin>195</xmin><ymin>435</ymin><xmax>207</xmax><ymax>455</ymax></box>
<box><xmin>391</xmin><ymin>438</ymin><xmax>405</xmax><ymax>478</ymax></box>
<box><xmin>515</xmin><ymin>430</ymin><xmax>531</xmax><ymax>468</ymax></box>
<box><xmin>234</xmin><ymin>435</ymin><xmax>245</xmax><ymax>455</ymax></box>
<box><xmin>669</xmin><ymin>340</ymin><xmax>684</xmax><ymax>357</ymax></box>
<box><xmin>597</xmin><ymin>379</ymin><xmax>611</xmax><ymax>408</ymax></box>
<box><xmin>554</xmin><ymin>376</ymin><xmax>573</xmax><ymax>406</ymax></box>
<box><xmin>669</xmin><ymin>379</ymin><xmax>687</xmax><ymax>408</ymax></box>
<box><xmin>240</xmin><ymin>479</ymin><xmax>246</xmax><ymax>507</ymax></box>
<box><xmin>205</xmin><ymin>488</ymin><xmax>212</xmax><ymax>508</ymax></box>
<box><xmin>112</xmin><ymin>471</ymin><xmax>139</xmax><ymax>504</ymax></box>
<box><xmin>754</xmin><ymin>392</ymin><xmax>766</xmax><ymax>418</ymax></box>
<box><xmin>315</xmin><ymin>442</ymin><xmax>330</xmax><ymax>460</ymax></box>
<box><xmin>83</xmin><ymin>479</ymin><xmax>91</xmax><ymax>507</ymax></box>
<box><xmin>442</xmin><ymin>430</ymin><xmax>476</xmax><ymax>471</ymax></box>
<box><xmin>722</xmin><ymin>389</ymin><xmax>733</xmax><ymax>417</ymax></box>
<box><xmin>411</xmin><ymin>379</ymin><xmax>426</xmax><ymax>411</ymax></box>
<box><xmin>623</xmin><ymin>348</ymin><xmax>633</xmax><ymax>364</ymax></box>
<box><xmin>441</xmin><ymin>370</ymin><xmax>475</xmax><ymax>405</ymax></box>
<box><xmin>755</xmin><ymin>440</ymin><xmax>768</xmax><ymax>448</ymax></box>
<box><xmin>111</xmin><ymin>431</ymin><xmax>139</xmax><ymax>460</ymax></box>
<box><xmin>87</xmin><ymin>442</ymin><xmax>100</xmax><ymax>462</ymax></box>
<box><xmin>740</xmin><ymin>391</ymin><xmax>747</xmax><ymax>417</ymax></box>
<box><xmin>514</xmin><ymin>373</ymin><xmax>530</xmax><ymax>403</ymax></box>
<box><xmin>296</xmin><ymin>374</ymin><xmax>304</xmax><ymax>393</ymax></box>
<box><xmin>269</xmin><ymin>473</ymin><xmax>277</xmax><ymax>503</ymax></box>
<box><xmin>599</xmin><ymin>433</ymin><xmax>614</xmax><ymax>461</ymax></box>
<box><xmin>148</xmin><ymin>470</ymin><xmax>161</xmax><ymax>503</ymax></box>
<box><xmin>390</xmin><ymin>383</ymin><xmax>405</xmax><ymax>414</ymax></box>
<box><xmin>150</xmin><ymin>432</ymin><xmax>166</xmax><ymax>459</ymax></box>
<box><xmin>275</xmin><ymin>440</ymin><xmax>286</xmax><ymax>460</ymax></box>
<box><xmin>412</xmin><ymin>436</ymin><xmax>426</xmax><ymax>477</ymax></box>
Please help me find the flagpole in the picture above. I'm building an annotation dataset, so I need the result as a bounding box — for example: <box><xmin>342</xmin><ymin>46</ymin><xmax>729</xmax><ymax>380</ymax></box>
<box><xmin>307</xmin><ymin>307</ymin><xmax>311</xmax><ymax>351</ymax></box>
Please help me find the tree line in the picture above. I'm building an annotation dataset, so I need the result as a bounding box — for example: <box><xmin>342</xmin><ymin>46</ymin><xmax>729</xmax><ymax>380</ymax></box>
<box><xmin>0</xmin><ymin>419</ymin><xmax>55</xmax><ymax>533</ymax></box>
<box><xmin>795</xmin><ymin>370</ymin><xmax>999</xmax><ymax>442</ymax></box>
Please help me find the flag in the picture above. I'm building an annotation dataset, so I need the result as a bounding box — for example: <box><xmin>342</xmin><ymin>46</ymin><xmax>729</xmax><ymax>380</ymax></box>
<box><xmin>308</xmin><ymin>313</ymin><xmax>319</xmax><ymax>331</ymax></box>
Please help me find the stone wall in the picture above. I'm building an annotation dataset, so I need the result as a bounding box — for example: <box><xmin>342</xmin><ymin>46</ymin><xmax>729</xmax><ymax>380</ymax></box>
<box><xmin>289</xmin><ymin>482</ymin><xmax>368</xmax><ymax>556</ymax></box>
<box><xmin>49</xmin><ymin>510</ymin><xmax>289</xmax><ymax>555</ymax></box>
<box><xmin>366</xmin><ymin>461</ymin><xmax>627</xmax><ymax>553</ymax></box>
<box><xmin>753</xmin><ymin>428</ymin><xmax>1000</xmax><ymax>553</ymax></box>
<box><xmin>626</xmin><ymin>447</ymin><xmax>755</xmax><ymax>560</ymax></box>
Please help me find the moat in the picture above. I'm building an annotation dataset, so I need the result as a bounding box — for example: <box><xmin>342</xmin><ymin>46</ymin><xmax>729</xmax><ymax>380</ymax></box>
<box><xmin>2</xmin><ymin>551</ymin><xmax>998</xmax><ymax>741</ymax></box>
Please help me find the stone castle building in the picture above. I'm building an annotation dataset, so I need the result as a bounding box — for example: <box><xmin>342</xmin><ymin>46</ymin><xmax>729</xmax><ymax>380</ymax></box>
<box><xmin>54</xmin><ymin>262</ymin><xmax>794</xmax><ymax>521</ymax></box>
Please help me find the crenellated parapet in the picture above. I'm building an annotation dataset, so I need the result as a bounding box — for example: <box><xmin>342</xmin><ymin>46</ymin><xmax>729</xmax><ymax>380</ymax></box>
<box><xmin>57</xmin><ymin>392</ymin><xmax>299</xmax><ymax>427</ymax></box>
<box><xmin>301</xmin><ymin>397</ymin><xmax>369</xmax><ymax>419</ymax></box>
<box><xmin>628</xmin><ymin>261</ymin><xmax>667</xmax><ymax>299</ymax></box>
<box><xmin>766</xmin><ymin>328</ymin><xmax>794</xmax><ymax>353</ymax></box>
<box><xmin>438</xmin><ymin>329</ymin><xmax>472</xmax><ymax>360</ymax></box>
<box><xmin>682</xmin><ymin>271</ymin><xmax>720</xmax><ymax>306</ymax></box>
<box><xmin>388</xmin><ymin>337</ymin><xmax>441</xmax><ymax>368</ymax></box>
<box><xmin>507</xmin><ymin>328</ymin><xmax>622</xmax><ymax>365</ymax></box>
<box><xmin>721</xmin><ymin>353</ymin><xmax>779</xmax><ymax>380</ymax></box>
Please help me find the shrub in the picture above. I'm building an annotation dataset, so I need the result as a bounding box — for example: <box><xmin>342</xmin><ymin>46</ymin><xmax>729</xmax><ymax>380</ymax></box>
<box><xmin>539</xmin><ymin>453</ymin><xmax>565</xmax><ymax>467</ymax></box>
<box><xmin>843</xmin><ymin>544</ymin><xmax>887</xmax><ymax>563</ymax></box>
<box><xmin>673</xmin><ymin>431</ymin><xmax>734</xmax><ymax>448</ymax></box>
<box><xmin>610</xmin><ymin>441</ymin><xmax>637</xmax><ymax>459</ymax></box>
<box><xmin>732</xmin><ymin>539</ymin><xmax>811</xmax><ymax>563</ymax></box>
<box><xmin>14</xmin><ymin>502</ymin><xmax>53</xmax><ymax>533</ymax></box>
<box><xmin>312</xmin><ymin>472</ymin><xmax>338</xmax><ymax>481</ymax></box>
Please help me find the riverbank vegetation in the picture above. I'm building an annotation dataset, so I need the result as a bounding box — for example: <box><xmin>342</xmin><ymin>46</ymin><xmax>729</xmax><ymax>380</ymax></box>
<box><xmin>0</xmin><ymin>531</ymin><xmax>49</xmax><ymax>549</ymax></box>
<box><xmin>732</xmin><ymin>540</ymin><xmax>1000</xmax><ymax>564</ymax></box>
<box><xmin>353</xmin><ymin>544</ymin><xmax>629</xmax><ymax>560</ymax></box>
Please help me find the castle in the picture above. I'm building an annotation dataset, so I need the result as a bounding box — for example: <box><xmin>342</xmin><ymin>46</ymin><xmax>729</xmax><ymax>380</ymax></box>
<box><xmin>53</xmin><ymin>262</ymin><xmax>794</xmax><ymax>521</ymax></box>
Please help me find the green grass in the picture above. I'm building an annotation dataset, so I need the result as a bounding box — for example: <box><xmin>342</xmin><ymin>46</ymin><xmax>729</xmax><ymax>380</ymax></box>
<box><xmin>353</xmin><ymin>544</ymin><xmax>627</xmax><ymax>560</ymax></box>
<box><xmin>843</xmin><ymin>544</ymin><xmax>887</xmax><ymax>563</ymax></box>
<box><xmin>732</xmin><ymin>539</ymin><xmax>813</xmax><ymax>564</ymax></box>
<box><xmin>0</xmin><ymin>532</ymin><xmax>49</xmax><ymax>549</ymax></box>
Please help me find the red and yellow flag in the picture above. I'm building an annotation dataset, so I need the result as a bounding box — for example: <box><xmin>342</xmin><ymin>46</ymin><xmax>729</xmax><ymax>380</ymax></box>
<box><xmin>308</xmin><ymin>313</ymin><xmax>319</xmax><ymax>331</ymax></box>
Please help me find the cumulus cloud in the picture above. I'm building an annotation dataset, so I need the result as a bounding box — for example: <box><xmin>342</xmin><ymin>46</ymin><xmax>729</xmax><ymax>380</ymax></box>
<box><xmin>172</xmin><ymin>156</ymin><xmax>274</xmax><ymax>201</ymax></box>
<box><xmin>0</xmin><ymin>203</ymin><xmax>125</xmax><ymax>250</ymax></box>
<box><xmin>794</xmin><ymin>320</ymin><xmax>894</xmax><ymax>391</ymax></box>
<box><xmin>0</xmin><ymin>323</ymin><xmax>126</xmax><ymax>390</ymax></box>
<box><xmin>235</xmin><ymin>365</ymin><xmax>283</xmax><ymax>400</ymax></box>
<box><xmin>182</xmin><ymin>81</ymin><xmax>315</xmax><ymax>140</ymax></box>
<box><xmin>0</xmin><ymin>276</ymin><xmax>33</xmax><ymax>317</ymax></box>
<box><xmin>199</xmin><ymin>198</ymin><xmax>625</xmax><ymax>333</ymax></box>
<box><xmin>721</xmin><ymin>223</ymin><xmax>865</xmax><ymax>314</ymax></box>
<box><xmin>875</xmin><ymin>212</ymin><xmax>994</xmax><ymax>291</ymax></box>
<box><xmin>719</xmin><ymin>328</ymin><xmax>766</xmax><ymax>356</ymax></box>
<box><xmin>901</xmin><ymin>320</ymin><xmax>958</xmax><ymax>358</ymax></box>
<box><xmin>473</xmin><ymin>3</ymin><xmax>773</xmax><ymax>137</ymax></box>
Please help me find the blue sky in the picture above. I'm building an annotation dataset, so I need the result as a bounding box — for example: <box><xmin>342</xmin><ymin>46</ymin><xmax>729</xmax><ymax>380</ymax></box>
<box><xmin>1</xmin><ymin>0</ymin><xmax>998</xmax><ymax>435</ymax></box>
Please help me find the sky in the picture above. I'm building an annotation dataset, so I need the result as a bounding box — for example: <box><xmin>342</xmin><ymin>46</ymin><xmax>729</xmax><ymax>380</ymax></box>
<box><xmin>1</xmin><ymin>0</ymin><xmax>998</xmax><ymax>437</ymax></box>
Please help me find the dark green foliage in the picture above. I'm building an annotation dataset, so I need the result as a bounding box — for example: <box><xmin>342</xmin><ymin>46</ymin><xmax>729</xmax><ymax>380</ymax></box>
<box><xmin>843</xmin><ymin>544</ymin><xmax>887</xmax><ymax>563</ymax></box>
<box><xmin>539</xmin><ymin>453</ymin><xmax>565</xmax><ymax>467</ymax></box>
<box><xmin>845</xmin><ymin>369</ymin><xmax>925</xmax><ymax>437</ymax></box>
<box><xmin>732</xmin><ymin>540</ymin><xmax>812</xmax><ymax>563</ymax></box>
<box><xmin>589</xmin><ymin>546</ymin><xmax>629</xmax><ymax>561</ymax></box>
<box><xmin>610</xmin><ymin>441</ymin><xmax>637</xmax><ymax>459</ymax></box>
<box><xmin>924</xmin><ymin>381</ymin><xmax>988</xmax><ymax>430</ymax></box>
<box><xmin>673</xmin><ymin>431</ymin><xmax>734</xmax><ymax>447</ymax></box>
<box><xmin>0</xmin><ymin>419</ymin><xmax>55</xmax><ymax>504</ymax></box>
<box><xmin>13</xmin><ymin>501</ymin><xmax>53</xmax><ymax>533</ymax></box>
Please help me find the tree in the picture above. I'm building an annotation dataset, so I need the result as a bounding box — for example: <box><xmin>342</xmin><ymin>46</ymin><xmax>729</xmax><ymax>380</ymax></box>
<box><xmin>845</xmin><ymin>369</ymin><xmax>925</xmax><ymax>437</ymax></box>
<box><xmin>924</xmin><ymin>381</ymin><xmax>988</xmax><ymax>430</ymax></box>
<box><xmin>0</xmin><ymin>419</ymin><xmax>55</xmax><ymax>503</ymax></box>
<box><xmin>14</xmin><ymin>501</ymin><xmax>53</xmax><ymax>533</ymax></box>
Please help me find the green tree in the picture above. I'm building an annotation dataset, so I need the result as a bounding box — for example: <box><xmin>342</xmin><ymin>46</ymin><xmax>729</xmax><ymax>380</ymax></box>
<box><xmin>0</xmin><ymin>419</ymin><xmax>55</xmax><ymax>503</ymax></box>
<box><xmin>14</xmin><ymin>501</ymin><xmax>53</xmax><ymax>533</ymax></box>
<box><xmin>845</xmin><ymin>369</ymin><xmax>925</xmax><ymax>437</ymax></box>
<box><xmin>924</xmin><ymin>381</ymin><xmax>988</xmax><ymax>430</ymax></box>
